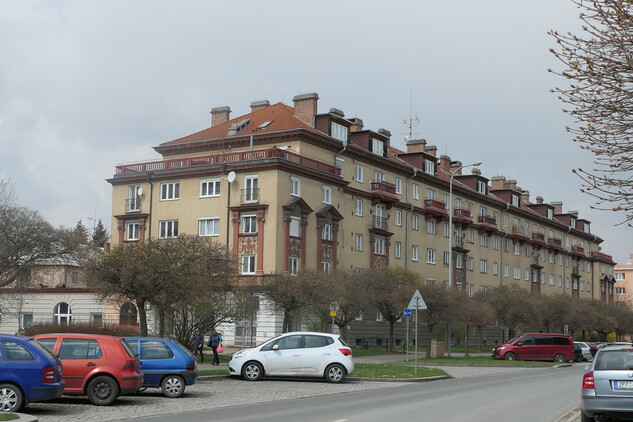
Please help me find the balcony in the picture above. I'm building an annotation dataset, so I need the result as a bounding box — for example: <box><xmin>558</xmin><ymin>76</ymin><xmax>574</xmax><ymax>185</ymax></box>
<box><xmin>531</xmin><ymin>232</ymin><xmax>546</xmax><ymax>249</ymax></box>
<box><xmin>125</xmin><ymin>197</ymin><xmax>142</xmax><ymax>213</ymax></box>
<box><xmin>511</xmin><ymin>225</ymin><xmax>529</xmax><ymax>243</ymax></box>
<box><xmin>115</xmin><ymin>147</ymin><xmax>342</xmax><ymax>177</ymax></box>
<box><xmin>370</xmin><ymin>181</ymin><xmax>398</xmax><ymax>208</ymax></box>
<box><xmin>548</xmin><ymin>237</ymin><xmax>562</xmax><ymax>249</ymax></box>
<box><xmin>571</xmin><ymin>245</ymin><xmax>585</xmax><ymax>258</ymax></box>
<box><xmin>423</xmin><ymin>199</ymin><xmax>448</xmax><ymax>222</ymax></box>
<box><xmin>241</xmin><ymin>188</ymin><xmax>259</xmax><ymax>204</ymax></box>
<box><xmin>591</xmin><ymin>251</ymin><xmax>614</xmax><ymax>263</ymax></box>
<box><xmin>452</xmin><ymin>208</ymin><xmax>472</xmax><ymax>228</ymax></box>
<box><xmin>371</xmin><ymin>216</ymin><xmax>389</xmax><ymax>232</ymax></box>
<box><xmin>477</xmin><ymin>215</ymin><xmax>497</xmax><ymax>234</ymax></box>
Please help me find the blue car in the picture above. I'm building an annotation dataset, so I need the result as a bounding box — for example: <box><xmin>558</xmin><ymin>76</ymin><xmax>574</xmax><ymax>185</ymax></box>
<box><xmin>0</xmin><ymin>334</ymin><xmax>65</xmax><ymax>412</ymax></box>
<box><xmin>124</xmin><ymin>337</ymin><xmax>198</xmax><ymax>398</ymax></box>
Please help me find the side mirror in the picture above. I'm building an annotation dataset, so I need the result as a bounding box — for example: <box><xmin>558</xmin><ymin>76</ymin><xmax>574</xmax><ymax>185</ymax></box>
<box><xmin>516</xmin><ymin>342</ymin><xmax>523</xmax><ymax>347</ymax></box>
<box><xmin>272</xmin><ymin>344</ymin><xmax>279</xmax><ymax>350</ymax></box>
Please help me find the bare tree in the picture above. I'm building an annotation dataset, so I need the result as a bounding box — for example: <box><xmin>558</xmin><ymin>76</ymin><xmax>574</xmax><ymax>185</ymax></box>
<box><xmin>418</xmin><ymin>282</ymin><xmax>454</xmax><ymax>358</ymax></box>
<box><xmin>549</xmin><ymin>1</ymin><xmax>633</xmax><ymax>224</ymax></box>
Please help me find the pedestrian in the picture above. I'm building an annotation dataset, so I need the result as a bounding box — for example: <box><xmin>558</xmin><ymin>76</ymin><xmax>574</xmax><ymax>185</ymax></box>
<box><xmin>193</xmin><ymin>328</ymin><xmax>204</xmax><ymax>363</ymax></box>
<box><xmin>207</xmin><ymin>329</ymin><xmax>223</xmax><ymax>365</ymax></box>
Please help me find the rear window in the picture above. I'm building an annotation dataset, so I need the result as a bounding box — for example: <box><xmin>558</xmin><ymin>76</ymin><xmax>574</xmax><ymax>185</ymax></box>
<box><xmin>29</xmin><ymin>339</ymin><xmax>56</xmax><ymax>359</ymax></box>
<box><xmin>120</xmin><ymin>339</ymin><xmax>137</xmax><ymax>358</ymax></box>
<box><xmin>534</xmin><ymin>337</ymin><xmax>552</xmax><ymax>345</ymax></box>
<box><xmin>2</xmin><ymin>341</ymin><xmax>34</xmax><ymax>361</ymax></box>
<box><xmin>304</xmin><ymin>335</ymin><xmax>332</xmax><ymax>348</ymax></box>
<box><xmin>595</xmin><ymin>350</ymin><xmax>633</xmax><ymax>370</ymax></box>
<box><xmin>37</xmin><ymin>337</ymin><xmax>58</xmax><ymax>351</ymax></box>
<box><xmin>140</xmin><ymin>340</ymin><xmax>174</xmax><ymax>359</ymax></box>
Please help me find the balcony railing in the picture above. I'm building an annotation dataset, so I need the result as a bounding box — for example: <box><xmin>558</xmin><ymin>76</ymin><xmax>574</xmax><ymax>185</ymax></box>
<box><xmin>572</xmin><ymin>245</ymin><xmax>585</xmax><ymax>254</ymax></box>
<box><xmin>125</xmin><ymin>197</ymin><xmax>141</xmax><ymax>212</ymax></box>
<box><xmin>591</xmin><ymin>251</ymin><xmax>613</xmax><ymax>261</ymax></box>
<box><xmin>424</xmin><ymin>199</ymin><xmax>447</xmax><ymax>209</ymax></box>
<box><xmin>370</xmin><ymin>181</ymin><xmax>396</xmax><ymax>195</ymax></box>
<box><xmin>454</xmin><ymin>208</ymin><xmax>471</xmax><ymax>218</ymax></box>
<box><xmin>531</xmin><ymin>233</ymin><xmax>545</xmax><ymax>242</ymax></box>
<box><xmin>372</xmin><ymin>216</ymin><xmax>388</xmax><ymax>231</ymax></box>
<box><xmin>548</xmin><ymin>237</ymin><xmax>562</xmax><ymax>248</ymax></box>
<box><xmin>115</xmin><ymin>148</ymin><xmax>342</xmax><ymax>177</ymax></box>
<box><xmin>512</xmin><ymin>225</ymin><xmax>528</xmax><ymax>236</ymax></box>
<box><xmin>241</xmin><ymin>188</ymin><xmax>259</xmax><ymax>203</ymax></box>
<box><xmin>478</xmin><ymin>215</ymin><xmax>497</xmax><ymax>225</ymax></box>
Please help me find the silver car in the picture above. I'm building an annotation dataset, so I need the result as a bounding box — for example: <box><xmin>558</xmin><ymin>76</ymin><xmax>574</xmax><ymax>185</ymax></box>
<box><xmin>228</xmin><ymin>331</ymin><xmax>354</xmax><ymax>383</ymax></box>
<box><xmin>581</xmin><ymin>345</ymin><xmax>633</xmax><ymax>421</ymax></box>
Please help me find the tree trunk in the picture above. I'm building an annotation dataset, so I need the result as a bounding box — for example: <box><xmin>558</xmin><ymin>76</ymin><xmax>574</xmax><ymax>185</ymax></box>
<box><xmin>388</xmin><ymin>321</ymin><xmax>395</xmax><ymax>352</ymax></box>
<box><xmin>465</xmin><ymin>324</ymin><xmax>470</xmax><ymax>357</ymax></box>
<box><xmin>477</xmin><ymin>326</ymin><xmax>483</xmax><ymax>352</ymax></box>
<box><xmin>425</xmin><ymin>323</ymin><xmax>435</xmax><ymax>359</ymax></box>
<box><xmin>282</xmin><ymin>310</ymin><xmax>289</xmax><ymax>333</ymax></box>
<box><xmin>137</xmin><ymin>299</ymin><xmax>148</xmax><ymax>336</ymax></box>
<box><xmin>158</xmin><ymin>309</ymin><xmax>165</xmax><ymax>338</ymax></box>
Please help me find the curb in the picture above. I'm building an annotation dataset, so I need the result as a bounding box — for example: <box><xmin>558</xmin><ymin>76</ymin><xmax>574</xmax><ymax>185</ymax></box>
<box><xmin>9</xmin><ymin>413</ymin><xmax>37</xmax><ymax>422</ymax></box>
<box><xmin>197</xmin><ymin>374</ymin><xmax>453</xmax><ymax>383</ymax></box>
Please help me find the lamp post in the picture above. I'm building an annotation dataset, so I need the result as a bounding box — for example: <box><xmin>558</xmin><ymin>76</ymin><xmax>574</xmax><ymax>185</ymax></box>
<box><xmin>447</xmin><ymin>161</ymin><xmax>481</xmax><ymax>357</ymax></box>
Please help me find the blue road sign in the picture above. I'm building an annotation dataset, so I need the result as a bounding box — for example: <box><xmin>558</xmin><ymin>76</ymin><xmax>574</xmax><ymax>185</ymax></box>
<box><xmin>404</xmin><ymin>308</ymin><xmax>412</xmax><ymax>318</ymax></box>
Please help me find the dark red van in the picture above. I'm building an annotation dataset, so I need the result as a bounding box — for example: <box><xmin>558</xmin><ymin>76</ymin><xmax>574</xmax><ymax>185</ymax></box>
<box><xmin>492</xmin><ymin>333</ymin><xmax>574</xmax><ymax>363</ymax></box>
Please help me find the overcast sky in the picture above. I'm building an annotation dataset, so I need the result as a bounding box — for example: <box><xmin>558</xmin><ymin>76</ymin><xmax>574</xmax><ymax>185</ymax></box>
<box><xmin>1</xmin><ymin>1</ymin><xmax>627</xmax><ymax>263</ymax></box>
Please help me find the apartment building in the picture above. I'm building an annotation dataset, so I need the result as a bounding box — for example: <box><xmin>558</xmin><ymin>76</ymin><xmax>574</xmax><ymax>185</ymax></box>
<box><xmin>614</xmin><ymin>254</ymin><xmax>633</xmax><ymax>307</ymax></box>
<box><xmin>107</xmin><ymin>93</ymin><xmax>616</xmax><ymax>345</ymax></box>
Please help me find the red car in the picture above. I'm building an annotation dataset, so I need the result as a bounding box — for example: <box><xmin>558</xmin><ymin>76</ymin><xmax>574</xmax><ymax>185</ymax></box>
<box><xmin>34</xmin><ymin>333</ymin><xmax>143</xmax><ymax>406</ymax></box>
<box><xmin>491</xmin><ymin>333</ymin><xmax>574</xmax><ymax>363</ymax></box>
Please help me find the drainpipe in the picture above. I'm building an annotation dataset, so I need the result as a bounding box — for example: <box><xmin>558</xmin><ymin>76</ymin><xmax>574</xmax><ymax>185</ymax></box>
<box><xmin>563</xmin><ymin>226</ymin><xmax>572</xmax><ymax>296</ymax></box>
<box><xmin>404</xmin><ymin>168</ymin><xmax>418</xmax><ymax>268</ymax></box>
<box><xmin>499</xmin><ymin>203</ymin><xmax>510</xmax><ymax>286</ymax></box>
<box><xmin>147</xmin><ymin>172</ymin><xmax>154</xmax><ymax>239</ymax></box>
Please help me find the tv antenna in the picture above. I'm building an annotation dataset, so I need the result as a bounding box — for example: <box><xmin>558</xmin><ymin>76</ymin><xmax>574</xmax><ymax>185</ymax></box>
<box><xmin>403</xmin><ymin>91</ymin><xmax>419</xmax><ymax>141</ymax></box>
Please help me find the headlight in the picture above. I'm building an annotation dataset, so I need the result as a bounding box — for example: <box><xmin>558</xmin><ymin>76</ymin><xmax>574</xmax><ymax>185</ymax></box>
<box><xmin>497</xmin><ymin>346</ymin><xmax>506</xmax><ymax>351</ymax></box>
<box><xmin>233</xmin><ymin>350</ymin><xmax>247</xmax><ymax>359</ymax></box>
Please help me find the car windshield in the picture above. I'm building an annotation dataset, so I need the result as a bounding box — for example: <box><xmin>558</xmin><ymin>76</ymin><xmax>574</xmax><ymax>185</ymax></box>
<box><xmin>505</xmin><ymin>336</ymin><xmax>521</xmax><ymax>345</ymax></box>
<box><xmin>595</xmin><ymin>349</ymin><xmax>633</xmax><ymax>371</ymax></box>
<box><xmin>29</xmin><ymin>339</ymin><xmax>56</xmax><ymax>359</ymax></box>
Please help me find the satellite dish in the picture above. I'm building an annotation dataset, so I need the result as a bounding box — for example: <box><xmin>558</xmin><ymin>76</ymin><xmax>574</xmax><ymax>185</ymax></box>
<box><xmin>137</xmin><ymin>187</ymin><xmax>143</xmax><ymax>196</ymax></box>
<box><xmin>227</xmin><ymin>171</ymin><xmax>236</xmax><ymax>183</ymax></box>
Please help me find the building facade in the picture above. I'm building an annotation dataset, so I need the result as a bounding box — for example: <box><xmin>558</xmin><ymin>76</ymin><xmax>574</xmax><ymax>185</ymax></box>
<box><xmin>107</xmin><ymin>93</ymin><xmax>616</xmax><ymax>345</ymax></box>
<box><xmin>614</xmin><ymin>254</ymin><xmax>633</xmax><ymax>308</ymax></box>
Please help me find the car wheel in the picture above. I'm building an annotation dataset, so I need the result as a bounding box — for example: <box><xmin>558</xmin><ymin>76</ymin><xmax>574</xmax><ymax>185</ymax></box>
<box><xmin>586</xmin><ymin>355</ymin><xmax>594</xmax><ymax>362</ymax></box>
<box><xmin>241</xmin><ymin>361</ymin><xmax>263</xmax><ymax>381</ymax></box>
<box><xmin>554</xmin><ymin>353</ymin><xmax>566</xmax><ymax>363</ymax></box>
<box><xmin>161</xmin><ymin>375</ymin><xmax>185</xmax><ymax>398</ymax></box>
<box><xmin>324</xmin><ymin>364</ymin><xmax>346</xmax><ymax>383</ymax></box>
<box><xmin>87</xmin><ymin>375</ymin><xmax>119</xmax><ymax>406</ymax></box>
<box><xmin>0</xmin><ymin>384</ymin><xmax>23</xmax><ymax>412</ymax></box>
<box><xmin>504</xmin><ymin>352</ymin><xmax>516</xmax><ymax>361</ymax></box>
<box><xmin>580</xmin><ymin>411</ymin><xmax>593</xmax><ymax>422</ymax></box>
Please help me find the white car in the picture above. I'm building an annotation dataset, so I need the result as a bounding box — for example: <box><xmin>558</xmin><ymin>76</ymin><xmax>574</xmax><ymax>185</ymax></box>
<box><xmin>229</xmin><ymin>332</ymin><xmax>354</xmax><ymax>383</ymax></box>
<box><xmin>575</xmin><ymin>341</ymin><xmax>594</xmax><ymax>362</ymax></box>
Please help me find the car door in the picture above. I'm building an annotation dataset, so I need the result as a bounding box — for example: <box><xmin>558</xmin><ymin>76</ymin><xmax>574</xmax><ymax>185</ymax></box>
<box><xmin>299</xmin><ymin>335</ymin><xmax>332</xmax><ymax>375</ymax></box>
<box><xmin>534</xmin><ymin>336</ymin><xmax>553</xmax><ymax>360</ymax></box>
<box><xmin>514</xmin><ymin>336</ymin><xmax>535</xmax><ymax>360</ymax></box>
<box><xmin>138</xmin><ymin>339</ymin><xmax>175</xmax><ymax>387</ymax></box>
<box><xmin>263</xmin><ymin>335</ymin><xmax>303</xmax><ymax>375</ymax></box>
<box><xmin>57</xmin><ymin>338</ymin><xmax>104</xmax><ymax>393</ymax></box>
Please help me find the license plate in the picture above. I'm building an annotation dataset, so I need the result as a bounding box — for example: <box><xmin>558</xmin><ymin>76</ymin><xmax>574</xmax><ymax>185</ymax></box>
<box><xmin>613</xmin><ymin>381</ymin><xmax>633</xmax><ymax>389</ymax></box>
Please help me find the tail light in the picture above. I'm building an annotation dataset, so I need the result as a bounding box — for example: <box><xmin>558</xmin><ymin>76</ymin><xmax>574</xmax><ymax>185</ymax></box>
<box><xmin>186</xmin><ymin>363</ymin><xmax>196</xmax><ymax>371</ymax></box>
<box><xmin>42</xmin><ymin>366</ymin><xmax>56</xmax><ymax>383</ymax></box>
<box><xmin>583</xmin><ymin>371</ymin><xmax>595</xmax><ymax>389</ymax></box>
<box><xmin>123</xmin><ymin>358</ymin><xmax>140</xmax><ymax>372</ymax></box>
<box><xmin>339</xmin><ymin>348</ymin><xmax>352</xmax><ymax>357</ymax></box>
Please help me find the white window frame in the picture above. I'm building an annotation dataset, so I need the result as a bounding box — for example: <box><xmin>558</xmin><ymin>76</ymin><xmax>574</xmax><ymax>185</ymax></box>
<box><xmin>198</xmin><ymin>217</ymin><xmax>220</xmax><ymax>237</ymax></box>
<box><xmin>289</xmin><ymin>217</ymin><xmax>301</xmax><ymax>237</ymax></box>
<box><xmin>291</xmin><ymin>177</ymin><xmax>301</xmax><ymax>197</ymax></box>
<box><xmin>200</xmin><ymin>178</ymin><xmax>221</xmax><ymax>198</ymax></box>
<box><xmin>159</xmin><ymin>220</ymin><xmax>178</xmax><ymax>238</ymax></box>
<box><xmin>160</xmin><ymin>182</ymin><xmax>180</xmax><ymax>201</ymax></box>
<box><xmin>335</xmin><ymin>158</ymin><xmax>345</xmax><ymax>178</ymax></box>
<box><xmin>427</xmin><ymin>248</ymin><xmax>436</xmax><ymax>264</ymax></box>
<box><xmin>394</xmin><ymin>241</ymin><xmax>402</xmax><ymax>258</ymax></box>
<box><xmin>412</xmin><ymin>184</ymin><xmax>419</xmax><ymax>200</ymax></box>
<box><xmin>371</xmin><ymin>138</ymin><xmax>384</xmax><ymax>156</ymax></box>
<box><xmin>395</xmin><ymin>209</ymin><xmax>402</xmax><ymax>226</ymax></box>
<box><xmin>322</xmin><ymin>261</ymin><xmax>332</xmax><ymax>275</ymax></box>
<box><xmin>513</xmin><ymin>266</ymin><xmax>520</xmax><ymax>279</ymax></box>
<box><xmin>412</xmin><ymin>214</ymin><xmax>420</xmax><ymax>231</ymax></box>
<box><xmin>126</xmin><ymin>222</ymin><xmax>140</xmax><ymax>241</ymax></box>
<box><xmin>395</xmin><ymin>178</ymin><xmax>402</xmax><ymax>194</ymax></box>
<box><xmin>355</xmin><ymin>233</ymin><xmax>363</xmax><ymax>251</ymax></box>
<box><xmin>426</xmin><ymin>218</ymin><xmax>436</xmax><ymax>234</ymax></box>
<box><xmin>243</xmin><ymin>175</ymin><xmax>259</xmax><ymax>202</ymax></box>
<box><xmin>242</xmin><ymin>255</ymin><xmax>256</xmax><ymax>275</ymax></box>
<box><xmin>374</xmin><ymin>237</ymin><xmax>386</xmax><ymax>255</ymax></box>
<box><xmin>322</xmin><ymin>223</ymin><xmax>332</xmax><ymax>241</ymax></box>
<box><xmin>331</xmin><ymin>122</ymin><xmax>348</xmax><ymax>143</ymax></box>
<box><xmin>480</xmin><ymin>259</ymin><xmax>488</xmax><ymax>273</ymax></box>
<box><xmin>323</xmin><ymin>185</ymin><xmax>332</xmax><ymax>204</ymax></box>
<box><xmin>290</xmin><ymin>256</ymin><xmax>300</xmax><ymax>276</ymax></box>
<box><xmin>412</xmin><ymin>245</ymin><xmax>419</xmax><ymax>262</ymax></box>
<box><xmin>242</xmin><ymin>215</ymin><xmax>257</xmax><ymax>234</ymax></box>
<box><xmin>355</xmin><ymin>165</ymin><xmax>364</xmax><ymax>183</ymax></box>
<box><xmin>355</xmin><ymin>199</ymin><xmax>363</xmax><ymax>216</ymax></box>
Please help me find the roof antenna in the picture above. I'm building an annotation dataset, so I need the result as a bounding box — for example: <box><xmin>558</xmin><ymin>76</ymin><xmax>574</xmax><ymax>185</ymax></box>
<box><xmin>403</xmin><ymin>90</ymin><xmax>419</xmax><ymax>142</ymax></box>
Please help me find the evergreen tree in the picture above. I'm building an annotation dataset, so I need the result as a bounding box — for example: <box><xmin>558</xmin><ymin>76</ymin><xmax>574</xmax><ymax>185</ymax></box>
<box><xmin>73</xmin><ymin>220</ymin><xmax>89</xmax><ymax>245</ymax></box>
<box><xmin>91</xmin><ymin>219</ymin><xmax>109</xmax><ymax>247</ymax></box>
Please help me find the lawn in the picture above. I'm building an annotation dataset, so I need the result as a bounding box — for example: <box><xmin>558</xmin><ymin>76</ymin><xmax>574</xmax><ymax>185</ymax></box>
<box><xmin>0</xmin><ymin>414</ymin><xmax>19</xmax><ymax>421</ymax></box>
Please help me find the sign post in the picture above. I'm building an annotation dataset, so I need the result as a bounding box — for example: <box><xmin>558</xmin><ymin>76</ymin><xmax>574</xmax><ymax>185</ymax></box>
<box><xmin>408</xmin><ymin>290</ymin><xmax>427</xmax><ymax>373</ymax></box>
<box><xmin>403</xmin><ymin>308</ymin><xmax>412</xmax><ymax>361</ymax></box>
<box><xmin>330</xmin><ymin>311</ymin><xmax>336</xmax><ymax>333</ymax></box>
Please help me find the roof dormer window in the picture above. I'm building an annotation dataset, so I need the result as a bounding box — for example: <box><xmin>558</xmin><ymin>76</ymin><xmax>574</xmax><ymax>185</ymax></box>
<box><xmin>477</xmin><ymin>181</ymin><xmax>487</xmax><ymax>195</ymax></box>
<box><xmin>331</xmin><ymin>122</ymin><xmax>348</xmax><ymax>144</ymax></box>
<box><xmin>371</xmin><ymin>138</ymin><xmax>384</xmax><ymax>156</ymax></box>
<box><xmin>511</xmin><ymin>194</ymin><xmax>519</xmax><ymax>207</ymax></box>
<box><xmin>570</xmin><ymin>218</ymin><xmax>576</xmax><ymax>229</ymax></box>
<box><xmin>424</xmin><ymin>159</ymin><xmax>436</xmax><ymax>175</ymax></box>
<box><xmin>547</xmin><ymin>208</ymin><xmax>554</xmax><ymax>219</ymax></box>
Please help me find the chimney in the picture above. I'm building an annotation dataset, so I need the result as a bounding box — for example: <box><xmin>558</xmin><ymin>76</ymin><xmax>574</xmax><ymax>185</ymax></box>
<box><xmin>505</xmin><ymin>179</ymin><xmax>517</xmax><ymax>190</ymax></box>
<box><xmin>551</xmin><ymin>201</ymin><xmax>563</xmax><ymax>215</ymax></box>
<box><xmin>439</xmin><ymin>155</ymin><xmax>451</xmax><ymax>173</ymax></box>
<box><xmin>450</xmin><ymin>161</ymin><xmax>463</xmax><ymax>175</ymax></box>
<box><xmin>406</xmin><ymin>138</ymin><xmax>426</xmax><ymax>153</ymax></box>
<box><xmin>329</xmin><ymin>108</ymin><xmax>344</xmax><ymax>117</ymax></box>
<box><xmin>378</xmin><ymin>128</ymin><xmax>391</xmax><ymax>139</ymax></box>
<box><xmin>521</xmin><ymin>190</ymin><xmax>530</xmax><ymax>204</ymax></box>
<box><xmin>490</xmin><ymin>176</ymin><xmax>506</xmax><ymax>190</ymax></box>
<box><xmin>292</xmin><ymin>93</ymin><xmax>319</xmax><ymax>126</ymax></box>
<box><xmin>472</xmin><ymin>168</ymin><xmax>482</xmax><ymax>176</ymax></box>
<box><xmin>569</xmin><ymin>210</ymin><xmax>579</xmax><ymax>216</ymax></box>
<box><xmin>536</xmin><ymin>196</ymin><xmax>544</xmax><ymax>204</ymax></box>
<box><xmin>350</xmin><ymin>118</ymin><xmax>364</xmax><ymax>132</ymax></box>
<box><xmin>250</xmin><ymin>100</ymin><xmax>270</xmax><ymax>112</ymax></box>
<box><xmin>211</xmin><ymin>106</ymin><xmax>231</xmax><ymax>127</ymax></box>
<box><xmin>425</xmin><ymin>145</ymin><xmax>437</xmax><ymax>157</ymax></box>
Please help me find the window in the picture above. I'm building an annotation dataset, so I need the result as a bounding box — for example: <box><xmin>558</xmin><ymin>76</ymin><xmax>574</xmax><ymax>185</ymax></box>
<box><xmin>244</xmin><ymin>175</ymin><xmax>259</xmax><ymax>202</ymax></box>
<box><xmin>480</xmin><ymin>234</ymin><xmax>488</xmax><ymax>247</ymax></box>
<box><xmin>549</xmin><ymin>274</ymin><xmax>555</xmax><ymax>286</ymax></box>
<box><xmin>426</xmin><ymin>218</ymin><xmax>436</xmax><ymax>234</ymax></box>
<box><xmin>456</xmin><ymin>254</ymin><xmax>463</xmax><ymax>269</ymax></box>
<box><xmin>140</xmin><ymin>341</ymin><xmax>174</xmax><ymax>360</ymax></box>
<box><xmin>412</xmin><ymin>184</ymin><xmax>419</xmax><ymax>200</ymax></box>
<box><xmin>322</xmin><ymin>224</ymin><xmax>332</xmax><ymax>241</ymax></box>
<box><xmin>443</xmin><ymin>251</ymin><xmax>450</xmax><ymax>266</ymax></box>
<box><xmin>322</xmin><ymin>185</ymin><xmax>332</xmax><ymax>204</ymax></box>
<box><xmin>468</xmin><ymin>257</ymin><xmax>474</xmax><ymax>271</ymax></box>
<box><xmin>513</xmin><ymin>242</ymin><xmax>520</xmax><ymax>255</ymax></box>
<box><xmin>290</xmin><ymin>257</ymin><xmax>300</xmax><ymax>275</ymax></box>
<box><xmin>547</xmin><ymin>208</ymin><xmax>554</xmax><ymax>219</ymax></box>
<box><xmin>616</xmin><ymin>287</ymin><xmax>626</xmax><ymax>295</ymax></box>
<box><xmin>199</xmin><ymin>218</ymin><xmax>220</xmax><ymax>236</ymax></box>
<box><xmin>394</xmin><ymin>241</ymin><xmax>402</xmax><ymax>258</ymax></box>
<box><xmin>503</xmin><ymin>214</ymin><xmax>509</xmax><ymax>227</ymax></box>
<box><xmin>289</xmin><ymin>217</ymin><xmax>301</xmax><ymax>237</ymax></box>
<box><xmin>468</xmin><ymin>284</ymin><xmax>475</xmax><ymax>297</ymax></box>
<box><xmin>159</xmin><ymin>220</ymin><xmax>179</xmax><ymax>238</ymax></box>
<box><xmin>90</xmin><ymin>313</ymin><xmax>103</xmax><ymax>326</ymax></box>
<box><xmin>480</xmin><ymin>259</ymin><xmax>488</xmax><ymax>273</ymax></box>
<box><xmin>468</xmin><ymin>229</ymin><xmax>475</xmax><ymax>244</ymax></box>
<box><xmin>395</xmin><ymin>178</ymin><xmax>402</xmax><ymax>194</ymax></box>
<box><xmin>426</xmin><ymin>188</ymin><xmax>436</xmax><ymax>200</ymax></box>
<box><xmin>355</xmin><ymin>165</ymin><xmax>364</xmax><ymax>182</ymax></box>
<box><xmin>558</xmin><ymin>276</ymin><xmax>562</xmax><ymax>287</ymax></box>
<box><xmin>322</xmin><ymin>261</ymin><xmax>332</xmax><ymax>274</ymax></box>
<box><xmin>355</xmin><ymin>233</ymin><xmax>363</xmax><ymax>251</ymax></box>
<box><xmin>411</xmin><ymin>245</ymin><xmax>419</xmax><ymax>262</ymax></box>
<box><xmin>126</xmin><ymin>222</ymin><xmax>139</xmax><ymax>241</ymax></box>
<box><xmin>58</xmin><ymin>338</ymin><xmax>102</xmax><ymax>360</ymax></box>
<box><xmin>291</xmin><ymin>177</ymin><xmax>301</xmax><ymax>197</ymax></box>
<box><xmin>376</xmin><ymin>309</ymin><xmax>384</xmax><ymax>322</ymax></box>
<box><xmin>504</xmin><ymin>239</ymin><xmax>510</xmax><ymax>252</ymax></box>
<box><xmin>424</xmin><ymin>159</ymin><xmax>436</xmax><ymax>175</ymax></box>
<box><xmin>374</xmin><ymin>237</ymin><xmax>386</xmax><ymax>255</ymax></box>
<box><xmin>493</xmin><ymin>236</ymin><xmax>499</xmax><ymax>250</ymax></box>
<box><xmin>355</xmin><ymin>199</ymin><xmax>363</xmax><ymax>216</ymax></box>
<box><xmin>242</xmin><ymin>255</ymin><xmax>256</xmax><ymax>274</ymax></box>
<box><xmin>331</xmin><ymin>122</ymin><xmax>348</xmax><ymax>143</ymax></box>
<box><xmin>492</xmin><ymin>262</ymin><xmax>498</xmax><ymax>275</ymax></box>
<box><xmin>511</xmin><ymin>194</ymin><xmax>519</xmax><ymax>207</ymax></box>
<box><xmin>477</xmin><ymin>181</ymin><xmax>487</xmax><ymax>194</ymax></box>
<box><xmin>335</xmin><ymin>158</ymin><xmax>345</xmax><ymax>177</ymax></box>
<box><xmin>504</xmin><ymin>264</ymin><xmax>509</xmax><ymax>277</ymax></box>
<box><xmin>616</xmin><ymin>272</ymin><xmax>626</xmax><ymax>281</ymax></box>
<box><xmin>2</xmin><ymin>342</ymin><xmax>34</xmax><ymax>361</ymax></box>
<box><xmin>128</xmin><ymin>185</ymin><xmax>142</xmax><ymax>211</ymax></box>
<box><xmin>20</xmin><ymin>313</ymin><xmax>33</xmax><ymax>330</ymax></box>
<box><xmin>371</xmin><ymin>138</ymin><xmax>384</xmax><ymax>156</ymax></box>
<box><xmin>427</xmin><ymin>248</ymin><xmax>436</xmax><ymax>264</ymax></box>
<box><xmin>160</xmin><ymin>182</ymin><xmax>180</xmax><ymax>201</ymax></box>
<box><xmin>526</xmin><ymin>268</ymin><xmax>530</xmax><ymax>281</ymax></box>
<box><xmin>443</xmin><ymin>223</ymin><xmax>449</xmax><ymax>238</ymax></box>
<box><xmin>200</xmin><ymin>178</ymin><xmax>221</xmax><ymax>197</ymax></box>
<box><xmin>412</xmin><ymin>214</ymin><xmax>420</xmax><ymax>231</ymax></box>
<box><xmin>374</xmin><ymin>171</ymin><xmax>385</xmax><ymax>182</ymax></box>
<box><xmin>242</xmin><ymin>215</ymin><xmax>257</xmax><ymax>234</ymax></box>
<box><xmin>54</xmin><ymin>302</ymin><xmax>72</xmax><ymax>325</ymax></box>
<box><xmin>395</xmin><ymin>210</ymin><xmax>402</xmax><ymax>226</ymax></box>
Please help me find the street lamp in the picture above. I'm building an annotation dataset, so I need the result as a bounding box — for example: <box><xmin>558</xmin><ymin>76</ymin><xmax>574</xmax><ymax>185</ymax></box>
<box><xmin>447</xmin><ymin>161</ymin><xmax>482</xmax><ymax>357</ymax></box>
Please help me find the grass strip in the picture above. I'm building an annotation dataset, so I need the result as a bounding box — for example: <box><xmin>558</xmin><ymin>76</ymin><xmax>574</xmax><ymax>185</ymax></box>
<box><xmin>352</xmin><ymin>363</ymin><xmax>448</xmax><ymax>378</ymax></box>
